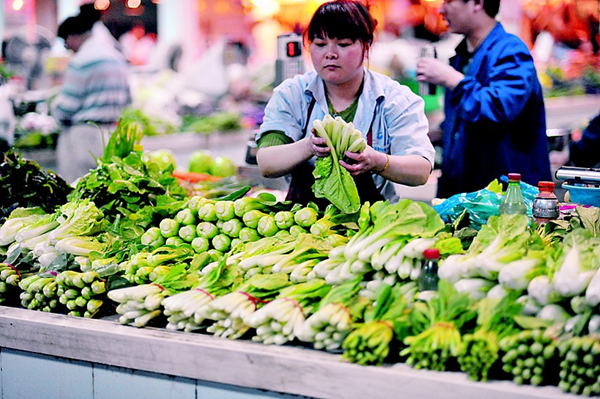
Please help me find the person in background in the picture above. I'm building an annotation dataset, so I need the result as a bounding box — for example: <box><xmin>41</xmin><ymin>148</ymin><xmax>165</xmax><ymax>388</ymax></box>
<box><xmin>568</xmin><ymin>111</ymin><xmax>600</xmax><ymax>168</ymax></box>
<box><xmin>416</xmin><ymin>0</ymin><xmax>552</xmax><ymax>198</ymax></box>
<box><xmin>256</xmin><ymin>0</ymin><xmax>435</xmax><ymax>207</ymax></box>
<box><xmin>52</xmin><ymin>14</ymin><xmax>131</xmax><ymax>183</ymax></box>
<box><xmin>79</xmin><ymin>2</ymin><xmax>122</xmax><ymax>51</ymax></box>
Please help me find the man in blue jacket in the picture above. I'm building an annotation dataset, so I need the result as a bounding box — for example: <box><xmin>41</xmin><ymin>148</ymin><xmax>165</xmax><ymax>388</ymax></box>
<box><xmin>416</xmin><ymin>0</ymin><xmax>552</xmax><ymax>198</ymax></box>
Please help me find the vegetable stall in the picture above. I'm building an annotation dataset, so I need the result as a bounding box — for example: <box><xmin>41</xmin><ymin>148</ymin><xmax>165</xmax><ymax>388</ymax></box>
<box><xmin>0</xmin><ymin>118</ymin><xmax>598</xmax><ymax>399</ymax></box>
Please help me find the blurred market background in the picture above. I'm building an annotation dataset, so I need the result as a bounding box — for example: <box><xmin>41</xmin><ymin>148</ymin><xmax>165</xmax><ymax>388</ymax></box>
<box><xmin>1</xmin><ymin>0</ymin><xmax>600</xmax><ymax>202</ymax></box>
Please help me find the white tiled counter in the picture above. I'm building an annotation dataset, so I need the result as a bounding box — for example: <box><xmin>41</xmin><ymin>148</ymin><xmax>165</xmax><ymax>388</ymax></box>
<box><xmin>0</xmin><ymin>306</ymin><xmax>578</xmax><ymax>399</ymax></box>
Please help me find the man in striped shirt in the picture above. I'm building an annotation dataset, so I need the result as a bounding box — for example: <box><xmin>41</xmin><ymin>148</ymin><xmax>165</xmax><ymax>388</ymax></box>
<box><xmin>52</xmin><ymin>14</ymin><xmax>131</xmax><ymax>183</ymax></box>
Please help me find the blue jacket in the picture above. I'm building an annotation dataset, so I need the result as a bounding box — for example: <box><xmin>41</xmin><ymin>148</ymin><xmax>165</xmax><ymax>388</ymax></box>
<box><xmin>438</xmin><ymin>23</ymin><xmax>552</xmax><ymax>198</ymax></box>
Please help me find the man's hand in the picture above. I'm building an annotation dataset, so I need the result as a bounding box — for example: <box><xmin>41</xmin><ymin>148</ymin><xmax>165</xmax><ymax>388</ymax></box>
<box><xmin>416</xmin><ymin>57</ymin><xmax>464</xmax><ymax>90</ymax></box>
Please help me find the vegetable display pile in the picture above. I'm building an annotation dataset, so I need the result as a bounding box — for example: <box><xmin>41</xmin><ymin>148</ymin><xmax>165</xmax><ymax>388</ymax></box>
<box><xmin>2</xmin><ymin>142</ymin><xmax>600</xmax><ymax>398</ymax></box>
<box><xmin>0</xmin><ymin>149</ymin><xmax>72</xmax><ymax>224</ymax></box>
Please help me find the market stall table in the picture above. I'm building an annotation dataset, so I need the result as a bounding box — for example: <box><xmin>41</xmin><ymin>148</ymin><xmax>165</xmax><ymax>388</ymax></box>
<box><xmin>0</xmin><ymin>306</ymin><xmax>579</xmax><ymax>399</ymax></box>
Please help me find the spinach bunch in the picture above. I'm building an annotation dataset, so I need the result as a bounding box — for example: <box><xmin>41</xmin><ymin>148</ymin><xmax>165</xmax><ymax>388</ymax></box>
<box><xmin>0</xmin><ymin>149</ymin><xmax>72</xmax><ymax>223</ymax></box>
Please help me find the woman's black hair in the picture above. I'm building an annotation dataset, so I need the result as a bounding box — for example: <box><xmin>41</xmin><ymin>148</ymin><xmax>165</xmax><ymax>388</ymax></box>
<box><xmin>57</xmin><ymin>15</ymin><xmax>95</xmax><ymax>40</ymax></box>
<box><xmin>304</xmin><ymin>1</ymin><xmax>377</xmax><ymax>46</ymax></box>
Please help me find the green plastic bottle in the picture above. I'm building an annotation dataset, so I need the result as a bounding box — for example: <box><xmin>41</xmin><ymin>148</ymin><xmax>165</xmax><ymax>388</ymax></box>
<box><xmin>499</xmin><ymin>173</ymin><xmax>528</xmax><ymax>216</ymax></box>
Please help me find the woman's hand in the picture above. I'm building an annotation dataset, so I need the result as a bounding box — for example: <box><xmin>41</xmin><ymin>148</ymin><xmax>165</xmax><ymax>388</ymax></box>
<box><xmin>307</xmin><ymin>128</ymin><xmax>331</xmax><ymax>158</ymax></box>
<box><xmin>339</xmin><ymin>146</ymin><xmax>387</xmax><ymax>177</ymax></box>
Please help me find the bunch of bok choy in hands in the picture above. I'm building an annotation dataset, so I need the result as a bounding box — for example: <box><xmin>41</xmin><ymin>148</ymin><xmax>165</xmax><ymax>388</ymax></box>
<box><xmin>311</xmin><ymin>115</ymin><xmax>367</xmax><ymax>214</ymax></box>
<box><xmin>244</xmin><ymin>278</ymin><xmax>331</xmax><ymax>345</ymax></box>
<box><xmin>108</xmin><ymin>264</ymin><xmax>197</xmax><ymax>327</ymax></box>
<box><xmin>400</xmin><ymin>280</ymin><xmax>476</xmax><ymax>372</ymax></box>
<box><xmin>203</xmin><ymin>273</ymin><xmax>291</xmax><ymax>339</ymax></box>
<box><xmin>341</xmin><ymin>283</ymin><xmax>408</xmax><ymax>365</ymax></box>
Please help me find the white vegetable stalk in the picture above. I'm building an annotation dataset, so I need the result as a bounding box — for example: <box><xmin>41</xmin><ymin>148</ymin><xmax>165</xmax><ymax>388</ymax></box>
<box><xmin>585</xmin><ymin>268</ymin><xmax>600</xmax><ymax>307</ymax></box>
<box><xmin>203</xmin><ymin>291</ymin><xmax>258</xmax><ymax>339</ymax></box>
<box><xmin>438</xmin><ymin>254</ymin><xmax>475</xmax><ymax>283</ymax></box>
<box><xmin>297</xmin><ymin>302</ymin><xmax>353</xmax><ymax>351</ymax></box>
<box><xmin>553</xmin><ymin>244</ymin><xmax>596</xmax><ymax>297</ymax></box>
<box><xmin>498</xmin><ymin>258</ymin><xmax>540</xmax><ymax>291</ymax></box>
<box><xmin>162</xmin><ymin>288</ymin><xmax>215</xmax><ymax>331</ymax></box>
<box><xmin>454</xmin><ymin>278</ymin><xmax>495</xmax><ymax>301</ymax></box>
<box><xmin>527</xmin><ymin>275</ymin><xmax>562</xmax><ymax>305</ymax></box>
<box><xmin>108</xmin><ymin>284</ymin><xmax>167</xmax><ymax>327</ymax></box>
<box><xmin>244</xmin><ymin>297</ymin><xmax>306</xmax><ymax>345</ymax></box>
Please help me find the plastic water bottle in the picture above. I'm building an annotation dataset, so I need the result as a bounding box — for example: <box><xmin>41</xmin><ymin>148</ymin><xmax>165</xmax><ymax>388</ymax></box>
<box><xmin>499</xmin><ymin>173</ymin><xmax>528</xmax><ymax>216</ymax></box>
<box><xmin>418</xmin><ymin>248</ymin><xmax>440</xmax><ymax>291</ymax></box>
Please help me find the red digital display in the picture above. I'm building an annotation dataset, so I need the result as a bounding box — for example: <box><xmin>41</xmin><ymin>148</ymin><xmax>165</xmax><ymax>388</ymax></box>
<box><xmin>287</xmin><ymin>42</ymin><xmax>301</xmax><ymax>57</ymax></box>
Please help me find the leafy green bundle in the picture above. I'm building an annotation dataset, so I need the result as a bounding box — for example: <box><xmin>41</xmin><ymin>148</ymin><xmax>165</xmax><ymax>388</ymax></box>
<box><xmin>312</xmin><ymin>115</ymin><xmax>367</xmax><ymax>214</ymax></box>
<box><xmin>0</xmin><ymin>149</ymin><xmax>72</xmax><ymax>223</ymax></box>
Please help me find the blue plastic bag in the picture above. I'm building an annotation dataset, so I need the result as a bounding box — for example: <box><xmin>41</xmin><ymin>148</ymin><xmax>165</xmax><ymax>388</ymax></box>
<box><xmin>433</xmin><ymin>176</ymin><xmax>539</xmax><ymax>228</ymax></box>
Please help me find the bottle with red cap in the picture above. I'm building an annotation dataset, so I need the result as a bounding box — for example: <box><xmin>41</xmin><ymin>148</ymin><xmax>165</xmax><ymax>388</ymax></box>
<box><xmin>499</xmin><ymin>173</ymin><xmax>528</xmax><ymax>216</ymax></box>
<box><xmin>418</xmin><ymin>248</ymin><xmax>440</xmax><ymax>291</ymax></box>
<box><xmin>533</xmin><ymin>181</ymin><xmax>559</xmax><ymax>224</ymax></box>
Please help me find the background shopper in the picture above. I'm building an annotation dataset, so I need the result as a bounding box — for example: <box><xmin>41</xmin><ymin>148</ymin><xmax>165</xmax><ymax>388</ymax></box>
<box><xmin>416</xmin><ymin>0</ymin><xmax>552</xmax><ymax>198</ymax></box>
<box><xmin>52</xmin><ymin>14</ymin><xmax>131</xmax><ymax>183</ymax></box>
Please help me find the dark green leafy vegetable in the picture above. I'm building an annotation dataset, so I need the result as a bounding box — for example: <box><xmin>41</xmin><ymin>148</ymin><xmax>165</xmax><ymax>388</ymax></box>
<box><xmin>0</xmin><ymin>149</ymin><xmax>72</xmax><ymax>223</ymax></box>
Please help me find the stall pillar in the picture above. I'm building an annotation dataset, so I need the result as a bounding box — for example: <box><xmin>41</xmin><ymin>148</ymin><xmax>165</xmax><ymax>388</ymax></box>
<box><xmin>156</xmin><ymin>0</ymin><xmax>202</xmax><ymax>70</ymax></box>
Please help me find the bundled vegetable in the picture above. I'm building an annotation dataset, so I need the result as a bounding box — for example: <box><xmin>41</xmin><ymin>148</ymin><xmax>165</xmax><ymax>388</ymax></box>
<box><xmin>341</xmin><ymin>283</ymin><xmax>407</xmax><ymax>365</ymax></box>
<box><xmin>162</xmin><ymin>258</ymin><xmax>240</xmax><ymax>332</ymax></box>
<box><xmin>457</xmin><ymin>292</ymin><xmax>523</xmax><ymax>381</ymax></box>
<box><xmin>108</xmin><ymin>264</ymin><xmax>196</xmax><ymax>327</ymax></box>
<box><xmin>202</xmin><ymin>273</ymin><xmax>291</xmax><ymax>339</ymax></box>
<box><xmin>18</xmin><ymin>271</ymin><xmax>59</xmax><ymax>312</ymax></box>
<box><xmin>244</xmin><ymin>278</ymin><xmax>331</xmax><ymax>345</ymax></box>
<box><xmin>56</xmin><ymin>270</ymin><xmax>107</xmax><ymax>317</ymax></box>
<box><xmin>558</xmin><ymin>335</ymin><xmax>600</xmax><ymax>396</ymax></box>
<box><xmin>499</xmin><ymin>328</ymin><xmax>560</xmax><ymax>386</ymax></box>
<box><xmin>0</xmin><ymin>263</ymin><xmax>29</xmax><ymax>305</ymax></box>
<box><xmin>317</xmin><ymin>200</ymin><xmax>444</xmax><ymax>285</ymax></box>
<box><xmin>312</xmin><ymin>115</ymin><xmax>367</xmax><ymax>214</ymax></box>
<box><xmin>297</xmin><ymin>276</ymin><xmax>368</xmax><ymax>351</ymax></box>
<box><xmin>400</xmin><ymin>280</ymin><xmax>476</xmax><ymax>371</ymax></box>
<box><xmin>439</xmin><ymin>214</ymin><xmax>533</xmax><ymax>284</ymax></box>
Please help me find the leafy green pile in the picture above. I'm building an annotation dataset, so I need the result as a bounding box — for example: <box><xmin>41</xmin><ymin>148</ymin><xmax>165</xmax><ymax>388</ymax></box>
<box><xmin>181</xmin><ymin>112</ymin><xmax>242</xmax><ymax>134</ymax></box>
<box><xmin>0</xmin><ymin>149</ymin><xmax>72</xmax><ymax>223</ymax></box>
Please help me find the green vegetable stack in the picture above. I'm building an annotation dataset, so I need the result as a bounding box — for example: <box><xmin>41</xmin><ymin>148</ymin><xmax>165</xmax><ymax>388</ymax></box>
<box><xmin>162</xmin><ymin>259</ymin><xmax>239</xmax><ymax>332</ymax></box>
<box><xmin>18</xmin><ymin>272</ymin><xmax>59</xmax><ymax>312</ymax></box>
<box><xmin>457</xmin><ymin>293</ymin><xmax>523</xmax><ymax>381</ymax></box>
<box><xmin>312</xmin><ymin>115</ymin><xmax>367</xmax><ymax>214</ymax></box>
<box><xmin>0</xmin><ymin>263</ymin><xmax>24</xmax><ymax>305</ymax></box>
<box><xmin>244</xmin><ymin>278</ymin><xmax>331</xmax><ymax>345</ymax></box>
<box><xmin>297</xmin><ymin>277</ymin><xmax>369</xmax><ymax>351</ymax></box>
<box><xmin>56</xmin><ymin>270</ymin><xmax>106</xmax><ymax>318</ymax></box>
<box><xmin>400</xmin><ymin>280</ymin><xmax>476</xmax><ymax>371</ymax></box>
<box><xmin>202</xmin><ymin>273</ymin><xmax>291</xmax><ymax>339</ymax></box>
<box><xmin>499</xmin><ymin>329</ymin><xmax>560</xmax><ymax>386</ymax></box>
<box><xmin>558</xmin><ymin>336</ymin><xmax>600</xmax><ymax>396</ymax></box>
<box><xmin>341</xmin><ymin>283</ymin><xmax>407</xmax><ymax>365</ymax></box>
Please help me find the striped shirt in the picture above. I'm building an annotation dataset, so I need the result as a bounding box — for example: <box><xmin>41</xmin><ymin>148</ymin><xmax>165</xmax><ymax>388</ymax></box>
<box><xmin>52</xmin><ymin>34</ymin><xmax>131</xmax><ymax>125</ymax></box>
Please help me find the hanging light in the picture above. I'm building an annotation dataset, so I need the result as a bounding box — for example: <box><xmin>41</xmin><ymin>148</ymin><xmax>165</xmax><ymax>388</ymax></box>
<box><xmin>127</xmin><ymin>0</ymin><xmax>141</xmax><ymax>8</ymax></box>
<box><xmin>12</xmin><ymin>0</ymin><xmax>24</xmax><ymax>11</ymax></box>
<box><xmin>94</xmin><ymin>0</ymin><xmax>110</xmax><ymax>11</ymax></box>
